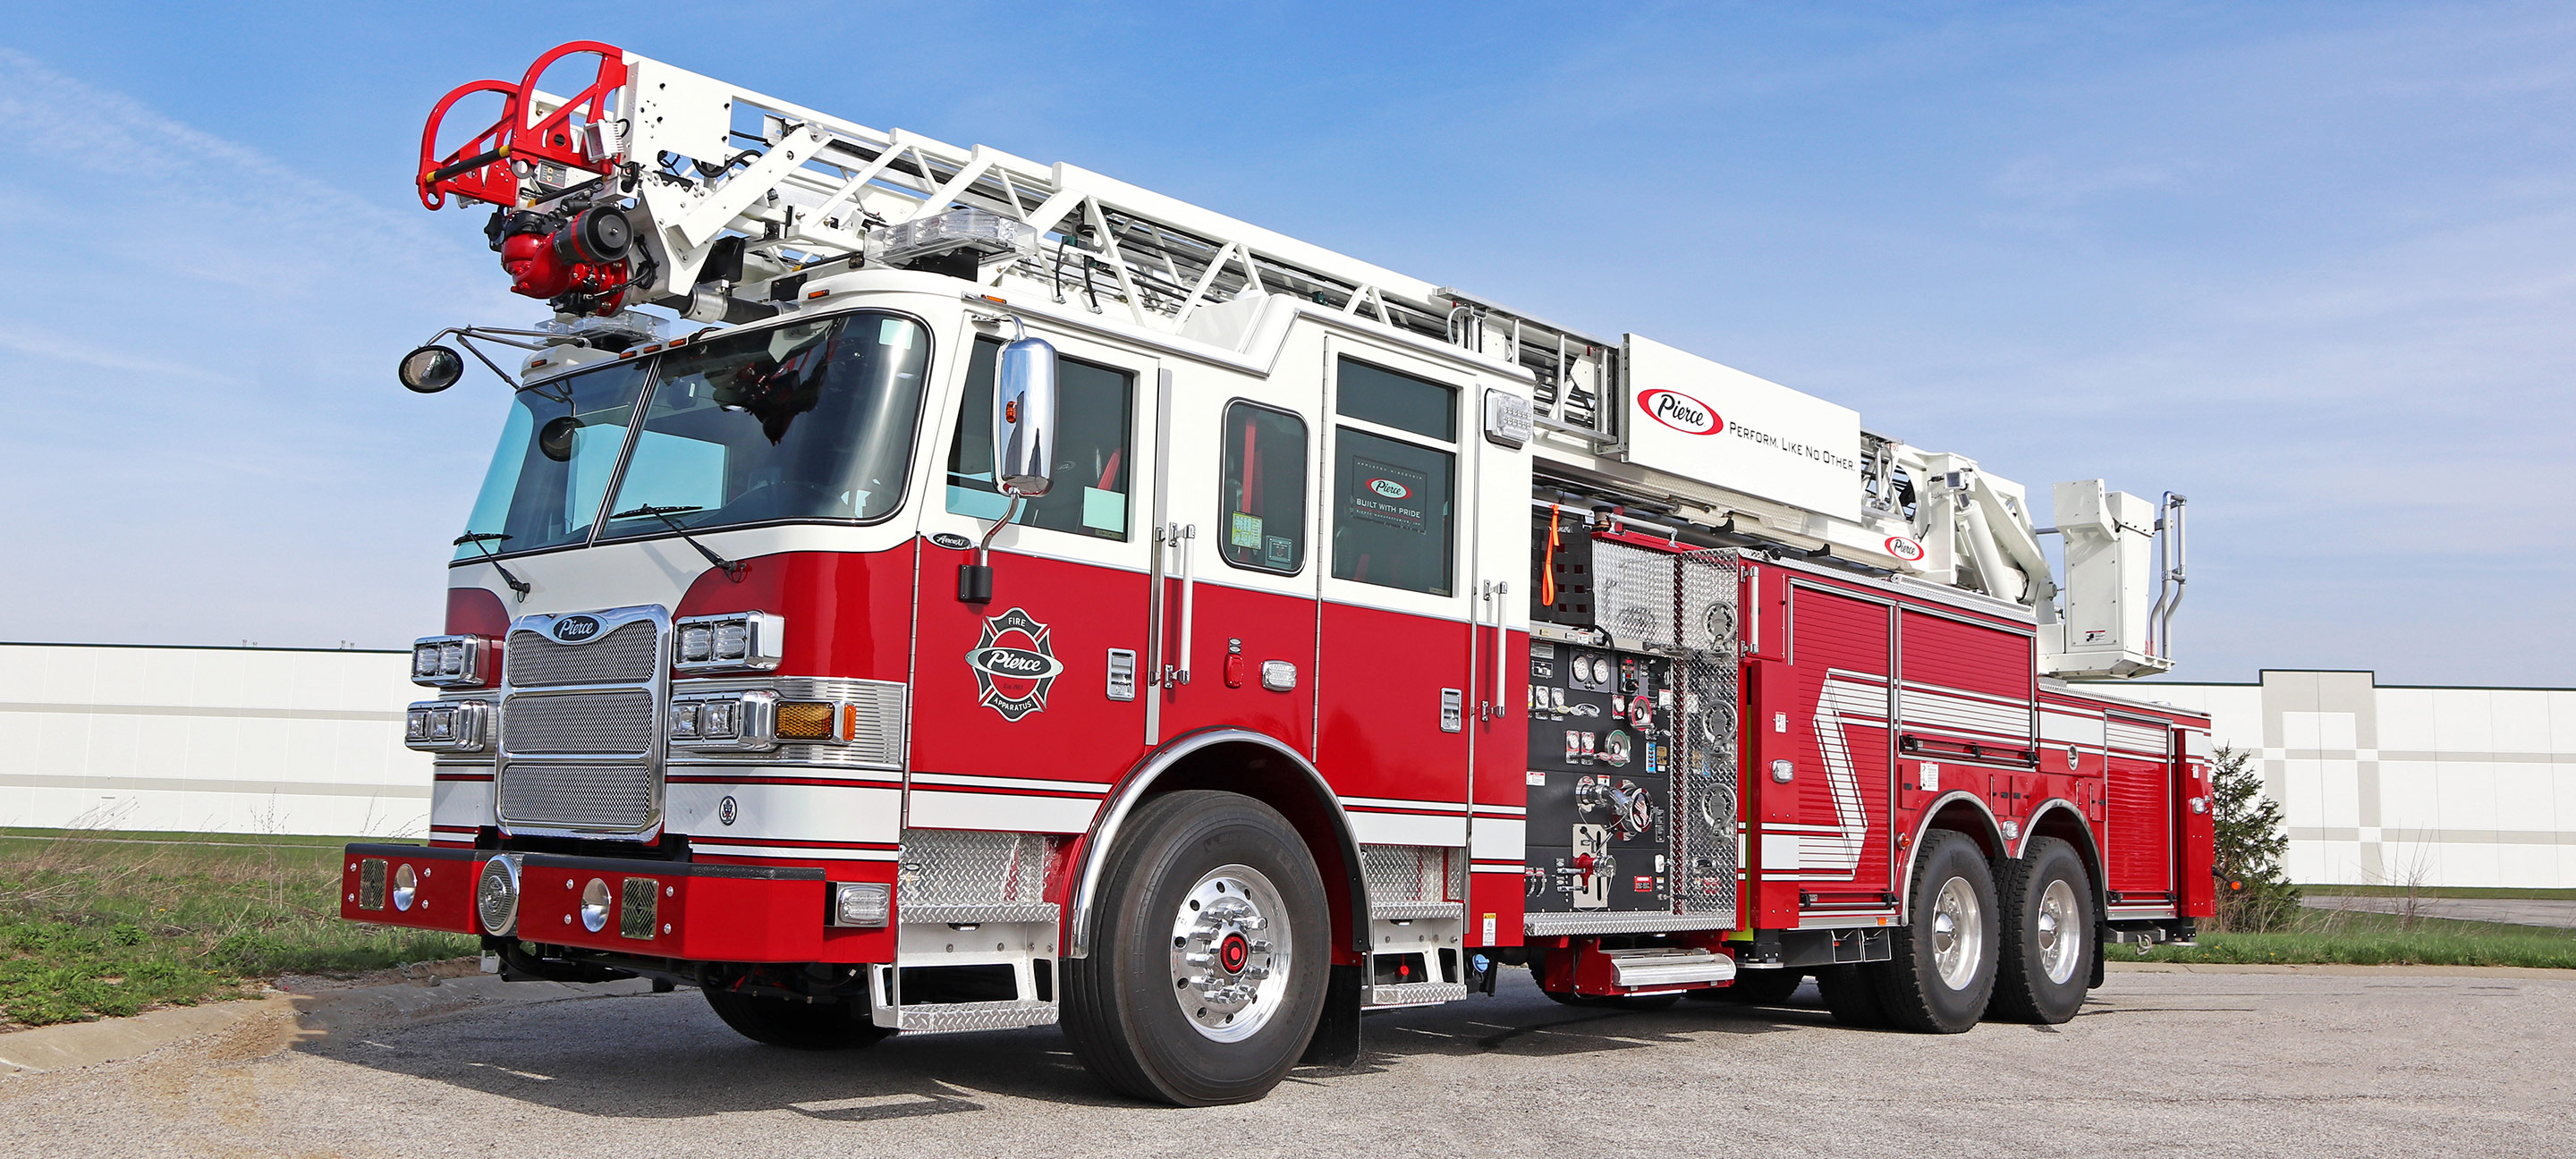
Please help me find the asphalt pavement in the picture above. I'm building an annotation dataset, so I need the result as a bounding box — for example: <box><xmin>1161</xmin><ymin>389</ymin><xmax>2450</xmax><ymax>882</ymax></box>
<box><xmin>3</xmin><ymin>964</ymin><xmax>2570</xmax><ymax>1158</ymax></box>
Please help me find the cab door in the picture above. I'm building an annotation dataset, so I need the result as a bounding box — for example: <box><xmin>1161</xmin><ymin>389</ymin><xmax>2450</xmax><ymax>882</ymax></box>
<box><xmin>1315</xmin><ymin>339</ymin><xmax>1479</xmax><ymax>847</ymax></box>
<box><xmin>1145</xmin><ymin>359</ymin><xmax>1322</xmax><ymax>752</ymax></box>
<box><xmin>910</xmin><ymin>321</ymin><xmax>1157</xmax><ymax>833</ymax></box>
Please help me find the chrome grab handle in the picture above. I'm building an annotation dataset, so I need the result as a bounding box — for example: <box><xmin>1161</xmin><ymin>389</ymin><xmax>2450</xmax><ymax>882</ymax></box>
<box><xmin>1148</xmin><ymin>523</ymin><xmax>1169</xmax><ymax>688</ymax></box>
<box><xmin>1489</xmin><ymin>580</ymin><xmax>1508</xmax><ymax>720</ymax></box>
<box><xmin>1174</xmin><ymin>524</ymin><xmax>1197</xmax><ymax>685</ymax></box>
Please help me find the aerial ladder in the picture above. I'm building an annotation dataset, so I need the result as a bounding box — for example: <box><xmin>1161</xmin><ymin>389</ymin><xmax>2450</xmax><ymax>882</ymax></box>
<box><xmin>415</xmin><ymin>41</ymin><xmax>2185</xmax><ymax>679</ymax></box>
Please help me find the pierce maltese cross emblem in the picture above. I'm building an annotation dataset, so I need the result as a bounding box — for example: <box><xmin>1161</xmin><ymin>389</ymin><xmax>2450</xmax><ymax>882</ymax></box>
<box><xmin>966</xmin><ymin>607</ymin><xmax>1064</xmax><ymax>721</ymax></box>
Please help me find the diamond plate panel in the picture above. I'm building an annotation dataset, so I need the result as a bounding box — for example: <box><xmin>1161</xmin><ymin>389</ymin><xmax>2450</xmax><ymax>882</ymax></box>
<box><xmin>1675</xmin><ymin>548</ymin><xmax>1741</xmax><ymax>918</ymax></box>
<box><xmin>1361</xmin><ymin>844</ymin><xmax>1463</xmax><ymax>906</ymax></box>
<box><xmin>1592</xmin><ymin>539</ymin><xmax>1682</xmax><ymax>651</ymax></box>
<box><xmin>885</xmin><ymin>1000</ymin><xmax>1059</xmax><ymax>1032</ymax></box>
<box><xmin>898</xmin><ymin>830</ymin><xmax>1055</xmax><ymax>918</ymax></box>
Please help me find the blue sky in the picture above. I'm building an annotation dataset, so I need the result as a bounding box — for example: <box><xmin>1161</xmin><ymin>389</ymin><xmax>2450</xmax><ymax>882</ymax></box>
<box><xmin>1</xmin><ymin>2</ymin><xmax>2568</xmax><ymax>685</ymax></box>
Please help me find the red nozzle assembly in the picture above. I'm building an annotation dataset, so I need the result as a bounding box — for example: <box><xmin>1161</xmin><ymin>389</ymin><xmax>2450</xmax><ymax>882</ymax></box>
<box><xmin>492</xmin><ymin>207</ymin><xmax>632</xmax><ymax>317</ymax></box>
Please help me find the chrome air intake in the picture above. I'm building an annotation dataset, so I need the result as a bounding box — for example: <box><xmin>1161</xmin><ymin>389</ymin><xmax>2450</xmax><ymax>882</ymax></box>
<box><xmin>496</xmin><ymin>605</ymin><xmax>669</xmax><ymax>840</ymax></box>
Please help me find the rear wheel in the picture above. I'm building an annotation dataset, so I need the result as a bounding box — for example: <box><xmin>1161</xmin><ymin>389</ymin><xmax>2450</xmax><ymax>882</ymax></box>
<box><xmin>1690</xmin><ymin>968</ymin><xmax>1804</xmax><ymax>1005</ymax></box>
<box><xmin>1875</xmin><ymin>831</ymin><xmax>2001</xmax><ymax>1033</ymax></box>
<box><xmin>703</xmin><ymin>989</ymin><xmax>891</xmax><ymax>1050</ymax></box>
<box><xmin>1990</xmin><ymin>836</ymin><xmax>2093</xmax><ymax>1024</ymax></box>
<box><xmin>1060</xmin><ymin>791</ymin><xmax>1329</xmax><ymax>1105</ymax></box>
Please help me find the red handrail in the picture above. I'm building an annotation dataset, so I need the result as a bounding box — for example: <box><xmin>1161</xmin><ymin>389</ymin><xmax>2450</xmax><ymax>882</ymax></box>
<box><xmin>417</xmin><ymin>41</ymin><xmax>629</xmax><ymax>211</ymax></box>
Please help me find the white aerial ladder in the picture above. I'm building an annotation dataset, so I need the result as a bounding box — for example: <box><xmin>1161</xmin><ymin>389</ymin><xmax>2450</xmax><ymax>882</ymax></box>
<box><xmin>415</xmin><ymin>42</ymin><xmax>2186</xmax><ymax>680</ymax></box>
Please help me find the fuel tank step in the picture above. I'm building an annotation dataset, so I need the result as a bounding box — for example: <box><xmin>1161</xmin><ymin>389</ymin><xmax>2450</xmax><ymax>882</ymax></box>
<box><xmin>1603</xmin><ymin>948</ymin><xmax>1737</xmax><ymax>989</ymax></box>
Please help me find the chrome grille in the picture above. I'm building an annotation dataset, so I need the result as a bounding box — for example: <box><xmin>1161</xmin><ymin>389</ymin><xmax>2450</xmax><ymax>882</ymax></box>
<box><xmin>499</xmin><ymin>605</ymin><xmax>668</xmax><ymax>840</ymax></box>
<box><xmin>503</xmin><ymin>690</ymin><xmax>655</xmax><ymax>756</ymax></box>
<box><xmin>496</xmin><ymin>763</ymin><xmax>657</xmax><ymax>831</ymax></box>
<box><xmin>507</xmin><ymin>621</ymin><xmax>658</xmax><ymax>687</ymax></box>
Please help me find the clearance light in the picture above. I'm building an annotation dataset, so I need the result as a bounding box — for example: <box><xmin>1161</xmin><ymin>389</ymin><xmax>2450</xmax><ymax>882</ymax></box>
<box><xmin>831</xmin><ymin>882</ymin><xmax>890</xmax><ymax>927</ymax></box>
<box><xmin>775</xmin><ymin>700</ymin><xmax>839</xmax><ymax>741</ymax></box>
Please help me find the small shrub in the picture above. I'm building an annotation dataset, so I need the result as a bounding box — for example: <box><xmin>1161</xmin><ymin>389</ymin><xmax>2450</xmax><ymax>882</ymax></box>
<box><xmin>2208</xmin><ymin>746</ymin><xmax>2302</xmax><ymax>933</ymax></box>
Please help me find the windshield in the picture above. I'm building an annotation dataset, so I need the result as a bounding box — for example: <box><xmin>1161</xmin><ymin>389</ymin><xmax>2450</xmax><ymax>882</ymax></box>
<box><xmin>453</xmin><ymin>311</ymin><xmax>932</xmax><ymax>561</ymax></box>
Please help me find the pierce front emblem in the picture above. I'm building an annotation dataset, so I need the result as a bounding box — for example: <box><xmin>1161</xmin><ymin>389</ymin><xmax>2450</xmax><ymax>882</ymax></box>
<box><xmin>967</xmin><ymin>607</ymin><xmax>1063</xmax><ymax>721</ymax></box>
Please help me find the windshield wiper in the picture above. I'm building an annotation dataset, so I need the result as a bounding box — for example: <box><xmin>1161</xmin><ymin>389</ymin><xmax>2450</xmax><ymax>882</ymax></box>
<box><xmin>610</xmin><ymin>505</ymin><xmax>747</xmax><ymax>581</ymax></box>
<box><xmin>453</xmin><ymin>533</ymin><xmax>534</xmax><ymax>602</ymax></box>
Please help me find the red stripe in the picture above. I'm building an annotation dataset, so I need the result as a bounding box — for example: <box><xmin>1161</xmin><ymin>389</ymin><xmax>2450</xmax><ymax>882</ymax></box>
<box><xmin>691</xmin><ymin>835</ymin><xmax>899</xmax><ymax>850</ymax></box>
<box><xmin>1343</xmin><ymin>806</ymin><xmax>1465</xmax><ymax>818</ymax></box>
<box><xmin>666</xmin><ymin>775</ymin><xmax>895</xmax><ymax>789</ymax></box>
<box><xmin>910</xmin><ymin>782</ymin><xmax>1106</xmax><ymax>800</ymax></box>
<box><xmin>434</xmin><ymin>773</ymin><xmax>495</xmax><ymax>783</ymax></box>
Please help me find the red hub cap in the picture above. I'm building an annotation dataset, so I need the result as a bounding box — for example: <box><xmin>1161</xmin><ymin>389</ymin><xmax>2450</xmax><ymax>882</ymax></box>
<box><xmin>1219</xmin><ymin>933</ymin><xmax>1250</xmax><ymax>974</ymax></box>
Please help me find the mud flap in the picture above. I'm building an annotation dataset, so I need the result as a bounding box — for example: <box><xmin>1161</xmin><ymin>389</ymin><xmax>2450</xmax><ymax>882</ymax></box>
<box><xmin>1299</xmin><ymin>962</ymin><xmax>1363</xmax><ymax>1068</ymax></box>
<box><xmin>2088</xmin><ymin>922</ymin><xmax>2106</xmax><ymax>989</ymax></box>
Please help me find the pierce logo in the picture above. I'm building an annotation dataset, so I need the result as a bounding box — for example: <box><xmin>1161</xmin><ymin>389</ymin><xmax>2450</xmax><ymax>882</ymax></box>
<box><xmin>1637</xmin><ymin>388</ymin><xmax>1721</xmax><ymax>436</ymax></box>
<box><xmin>1883</xmin><ymin>536</ymin><xmax>1926</xmax><ymax>563</ymax></box>
<box><xmin>550</xmin><ymin>614</ymin><xmax>601</xmax><ymax>642</ymax></box>
<box><xmin>1367</xmin><ymin>478</ymin><xmax>1411</xmax><ymax>500</ymax></box>
<box><xmin>967</xmin><ymin>607</ymin><xmax>1063</xmax><ymax>721</ymax></box>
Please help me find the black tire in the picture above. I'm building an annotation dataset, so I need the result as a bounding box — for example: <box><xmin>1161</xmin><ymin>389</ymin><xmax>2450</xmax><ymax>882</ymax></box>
<box><xmin>703</xmin><ymin>988</ymin><xmax>891</xmax><ymax>1050</ymax></box>
<box><xmin>1060</xmin><ymin>791</ymin><xmax>1330</xmax><ymax>1105</ymax></box>
<box><xmin>1990</xmin><ymin>836</ymin><xmax>2094</xmax><ymax>1024</ymax></box>
<box><xmin>1875</xmin><ymin>831</ymin><xmax>2001</xmax><ymax>1033</ymax></box>
<box><xmin>1690</xmin><ymin>968</ymin><xmax>1804</xmax><ymax>1004</ymax></box>
<box><xmin>1814</xmin><ymin>964</ymin><xmax>1888</xmax><ymax>1028</ymax></box>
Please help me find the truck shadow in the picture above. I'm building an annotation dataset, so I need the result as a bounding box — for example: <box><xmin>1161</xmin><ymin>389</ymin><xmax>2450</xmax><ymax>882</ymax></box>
<box><xmin>303</xmin><ymin>976</ymin><xmax>1826</xmax><ymax>1117</ymax></box>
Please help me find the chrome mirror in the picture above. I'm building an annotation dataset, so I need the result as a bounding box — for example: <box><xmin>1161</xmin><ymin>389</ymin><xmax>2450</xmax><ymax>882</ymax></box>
<box><xmin>993</xmin><ymin>334</ymin><xmax>1058</xmax><ymax>497</ymax></box>
<box><xmin>400</xmin><ymin>344</ymin><xmax>465</xmax><ymax>393</ymax></box>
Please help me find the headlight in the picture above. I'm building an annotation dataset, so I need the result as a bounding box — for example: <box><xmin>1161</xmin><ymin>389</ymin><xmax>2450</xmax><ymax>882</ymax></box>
<box><xmin>410</xmin><ymin>634</ymin><xmax>490</xmax><ymax>688</ymax></box>
<box><xmin>671</xmin><ymin>612</ymin><xmax>783</xmax><ymax>673</ymax></box>
<box><xmin>403</xmin><ymin>700</ymin><xmax>491</xmax><ymax>753</ymax></box>
<box><xmin>667</xmin><ymin>690</ymin><xmax>776</xmax><ymax>751</ymax></box>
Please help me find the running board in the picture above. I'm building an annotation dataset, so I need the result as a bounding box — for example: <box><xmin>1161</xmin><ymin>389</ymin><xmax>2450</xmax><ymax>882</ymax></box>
<box><xmin>1605</xmin><ymin>948</ymin><xmax>1737</xmax><ymax>989</ymax></box>
<box><xmin>881</xmin><ymin>999</ymin><xmax>1058</xmax><ymax>1033</ymax></box>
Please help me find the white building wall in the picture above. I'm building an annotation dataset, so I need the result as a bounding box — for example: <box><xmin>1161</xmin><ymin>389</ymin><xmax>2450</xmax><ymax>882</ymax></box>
<box><xmin>0</xmin><ymin>643</ymin><xmax>429</xmax><ymax>837</ymax></box>
<box><xmin>2139</xmin><ymin>671</ymin><xmax>2576</xmax><ymax>890</ymax></box>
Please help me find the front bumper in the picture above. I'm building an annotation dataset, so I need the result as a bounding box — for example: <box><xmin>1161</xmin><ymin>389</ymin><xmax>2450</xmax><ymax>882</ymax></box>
<box><xmin>340</xmin><ymin>843</ymin><xmax>838</xmax><ymax>961</ymax></box>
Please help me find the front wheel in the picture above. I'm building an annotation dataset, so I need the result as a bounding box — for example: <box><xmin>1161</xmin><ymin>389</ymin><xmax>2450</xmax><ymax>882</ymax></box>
<box><xmin>1060</xmin><ymin>791</ymin><xmax>1330</xmax><ymax>1105</ymax></box>
<box><xmin>1874</xmin><ymin>831</ymin><xmax>2001</xmax><ymax>1033</ymax></box>
<box><xmin>1990</xmin><ymin>836</ymin><xmax>2094</xmax><ymax>1023</ymax></box>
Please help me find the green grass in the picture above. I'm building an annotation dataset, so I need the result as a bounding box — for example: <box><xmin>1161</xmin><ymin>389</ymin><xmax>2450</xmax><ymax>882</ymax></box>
<box><xmin>0</xmin><ymin>830</ymin><xmax>477</xmax><ymax>1028</ymax></box>
<box><xmin>2146</xmin><ymin>907</ymin><xmax>2576</xmax><ymax>969</ymax></box>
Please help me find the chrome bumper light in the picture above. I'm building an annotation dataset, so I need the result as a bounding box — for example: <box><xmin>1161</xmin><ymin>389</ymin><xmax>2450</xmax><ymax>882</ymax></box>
<box><xmin>673</xmin><ymin>612</ymin><xmax>784</xmax><ymax>673</ymax></box>
<box><xmin>476</xmin><ymin>854</ymin><xmax>522</xmax><ymax>935</ymax></box>
<box><xmin>832</xmin><ymin>882</ymin><xmax>890</xmax><ymax>927</ymax></box>
<box><xmin>404</xmin><ymin>700</ymin><xmax>492</xmax><ymax>753</ymax></box>
<box><xmin>411</xmin><ymin>634</ymin><xmax>491</xmax><ymax>688</ymax></box>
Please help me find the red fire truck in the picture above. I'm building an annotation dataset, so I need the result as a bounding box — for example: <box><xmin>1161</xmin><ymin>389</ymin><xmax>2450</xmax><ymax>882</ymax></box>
<box><xmin>345</xmin><ymin>42</ymin><xmax>2213</xmax><ymax>1105</ymax></box>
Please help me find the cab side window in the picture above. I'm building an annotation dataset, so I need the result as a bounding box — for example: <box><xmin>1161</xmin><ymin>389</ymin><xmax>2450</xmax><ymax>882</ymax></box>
<box><xmin>1330</xmin><ymin>357</ymin><xmax>1456</xmax><ymax>596</ymax></box>
<box><xmin>946</xmin><ymin>336</ymin><xmax>1134</xmax><ymax>540</ymax></box>
<box><xmin>1218</xmin><ymin>402</ymin><xmax>1308</xmax><ymax>574</ymax></box>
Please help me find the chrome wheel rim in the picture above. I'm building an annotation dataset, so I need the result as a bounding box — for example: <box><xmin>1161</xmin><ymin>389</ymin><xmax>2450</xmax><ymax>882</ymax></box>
<box><xmin>2037</xmin><ymin>878</ymin><xmax>2081</xmax><ymax>985</ymax></box>
<box><xmin>1168</xmin><ymin>863</ymin><xmax>1290</xmax><ymax>1042</ymax></box>
<box><xmin>1930</xmin><ymin>875</ymin><xmax>1984</xmax><ymax>990</ymax></box>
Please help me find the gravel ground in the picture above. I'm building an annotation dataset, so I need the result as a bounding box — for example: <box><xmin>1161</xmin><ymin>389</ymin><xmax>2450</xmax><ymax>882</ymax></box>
<box><xmin>2</xmin><ymin>964</ymin><xmax>2569</xmax><ymax>1158</ymax></box>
